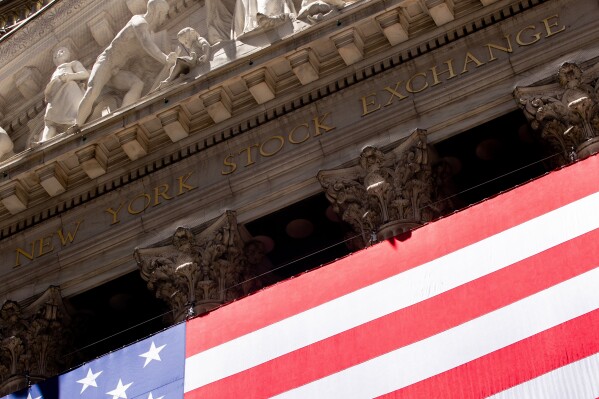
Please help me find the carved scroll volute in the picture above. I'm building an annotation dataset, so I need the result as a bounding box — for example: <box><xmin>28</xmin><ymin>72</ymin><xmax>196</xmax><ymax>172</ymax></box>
<box><xmin>0</xmin><ymin>287</ymin><xmax>71</xmax><ymax>395</ymax></box>
<box><xmin>515</xmin><ymin>62</ymin><xmax>599</xmax><ymax>163</ymax></box>
<box><xmin>318</xmin><ymin>129</ymin><xmax>436</xmax><ymax>244</ymax></box>
<box><xmin>135</xmin><ymin>211</ymin><xmax>251</xmax><ymax>322</ymax></box>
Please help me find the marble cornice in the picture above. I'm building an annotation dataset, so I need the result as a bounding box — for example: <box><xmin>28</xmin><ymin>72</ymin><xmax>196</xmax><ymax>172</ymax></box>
<box><xmin>0</xmin><ymin>0</ymin><xmax>556</xmax><ymax>239</ymax></box>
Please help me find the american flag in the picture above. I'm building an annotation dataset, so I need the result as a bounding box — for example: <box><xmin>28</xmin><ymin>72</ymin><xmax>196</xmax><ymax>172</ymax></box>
<box><xmin>8</xmin><ymin>154</ymin><xmax>599</xmax><ymax>398</ymax></box>
<box><xmin>3</xmin><ymin>323</ymin><xmax>185</xmax><ymax>399</ymax></box>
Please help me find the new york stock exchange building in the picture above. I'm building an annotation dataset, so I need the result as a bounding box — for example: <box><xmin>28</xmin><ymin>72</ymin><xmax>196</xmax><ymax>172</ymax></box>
<box><xmin>2</xmin><ymin>0</ymin><xmax>599</xmax><ymax>397</ymax></box>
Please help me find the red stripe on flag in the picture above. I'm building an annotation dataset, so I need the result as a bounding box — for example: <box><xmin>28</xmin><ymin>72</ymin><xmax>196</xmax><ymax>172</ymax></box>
<box><xmin>186</xmin><ymin>155</ymin><xmax>599</xmax><ymax>357</ymax></box>
<box><xmin>377</xmin><ymin>309</ymin><xmax>599</xmax><ymax>399</ymax></box>
<box><xmin>184</xmin><ymin>228</ymin><xmax>599</xmax><ymax>399</ymax></box>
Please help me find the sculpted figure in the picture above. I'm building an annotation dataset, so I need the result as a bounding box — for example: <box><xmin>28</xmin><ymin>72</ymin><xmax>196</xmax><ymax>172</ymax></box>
<box><xmin>298</xmin><ymin>0</ymin><xmax>353</xmax><ymax>22</ymax></box>
<box><xmin>205</xmin><ymin>0</ymin><xmax>295</xmax><ymax>43</ymax></box>
<box><xmin>233</xmin><ymin>0</ymin><xmax>296</xmax><ymax>38</ymax></box>
<box><xmin>0</xmin><ymin>126</ymin><xmax>14</xmax><ymax>160</ymax></box>
<box><xmin>206</xmin><ymin>0</ymin><xmax>236</xmax><ymax>44</ymax></box>
<box><xmin>41</xmin><ymin>47</ymin><xmax>89</xmax><ymax>141</ymax></box>
<box><xmin>159</xmin><ymin>27</ymin><xmax>210</xmax><ymax>88</ymax></box>
<box><xmin>76</xmin><ymin>0</ymin><xmax>175</xmax><ymax>126</ymax></box>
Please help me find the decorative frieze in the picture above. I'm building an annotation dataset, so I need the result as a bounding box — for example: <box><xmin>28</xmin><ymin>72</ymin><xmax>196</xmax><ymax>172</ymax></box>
<box><xmin>0</xmin><ymin>287</ymin><xmax>71</xmax><ymax>396</ymax></box>
<box><xmin>201</xmin><ymin>88</ymin><xmax>233</xmax><ymax>124</ymax></box>
<box><xmin>87</xmin><ymin>11</ymin><xmax>115</xmax><ymax>47</ymax></box>
<box><xmin>318</xmin><ymin>130</ymin><xmax>441</xmax><ymax>244</ymax></box>
<box><xmin>331</xmin><ymin>28</ymin><xmax>365</xmax><ymax>66</ymax></box>
<box><xmin>287</xmin><ymin>49</ymin><xmax>320</xmax><ymax>85</ymax></box>
<box><xmin>14</xmin><ymin>66</ymin><xmax>41</xmax><ymax>100</ymax></box>
<box><xmin>376</xmin><ymin>9</ymin><xmax>409</xmax><ymax>46</ymax></box>
<box><xmin>117</xmin><ymin>127</ymin><xmax>148</xmax><ymax>161</ymax></box>
<box><xmin>135</xmin><ymin>211</ymin><xmax>263</xmax><ymax>322</ymax></box>
<box><xmin>159</xmin><ymin>108</ymin><xmax>190</xmax><ymax>143</ymax></box>
<box><xmin>76</xmin><ymin>145</ymin><xmax>107</xmax><ymax>179</ymax></box>
<box><xmin>243</xmin><ymin>68</ymin><xmax>276</xmax><ymax>105</ymax></box>
<box><xmin>0</xmin><ymin>181</ymin><xmax>28</xmax><ymax>215</ymax></box>
<box><xmin>424</xmin><ymin>0</ymin><xmax>454</xmax><ymax>26</ymax></box>
<box><xmin>515</xmin><ymin>62</ymin><xmax>599</xmax><ymax>163</ymax></box>
<box><xmin>36</xmin><ymin>163</ymin><xmax>67</xmax><ymax>197</ymax></box>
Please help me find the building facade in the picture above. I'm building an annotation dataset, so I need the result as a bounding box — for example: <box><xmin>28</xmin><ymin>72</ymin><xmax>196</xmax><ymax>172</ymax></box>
<box><xmin>0</xmin><ymin>0</ymin><xmax>598</xmax><ymax>395</ymax></box>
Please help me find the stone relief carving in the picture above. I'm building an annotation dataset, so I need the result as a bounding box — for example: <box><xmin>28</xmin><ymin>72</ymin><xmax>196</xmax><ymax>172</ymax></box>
<box><xmin>134</xmin><ymin>212</ymin><xmax>264</xmax><ymax>322</ymax></box>
<box><xmin>0</xmin><ymin>287</ymin><xmax>71</xmax><ymax>396</ymax></box>
<box><xmin>515</xmin><ymin>62</ymin><xmax>599</xmax><ymax>164</ymax></box>
<box><xmin>76</xmin><ymin>0</ymin><xmax>176</xmax><ymax>126</ymax></box>
<box><xmin>234</xmin><ymin>0</ymin><xmax>296</xmax><ymax>38</ymax></box>
<box><xmin>298</xmin><ymin>0</ymin><xmax>355</xmax><ymax>23</ymax></box>
<box><xmin>158</xmin><ymin>27</ymin><xmax>211</xmax><ymax>89</ymax></box>
<box><xmin>40</xmin><ymin>47</ymin><xmax>89</xmax><ymax>142</ymax></box>
<box><xmin>0</xmin><ymin>127</ymin><xmax>14</xmax><ymax>161</ymax></box>
<box><xmin>318</xmin><ymin>130</ymin><xmax>443</xmax><ymax>245</ymax></box>
<box><xmin>206</xmin><ymin>0</ymin><xmax>298</xmax><ymax>43</ymax></box>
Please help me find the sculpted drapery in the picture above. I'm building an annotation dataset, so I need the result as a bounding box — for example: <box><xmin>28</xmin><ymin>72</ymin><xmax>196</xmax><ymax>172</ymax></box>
<box><xmin>206</xmin><ymin>0</ymin><xmax>297</xmax><ymax>43</ymax></box>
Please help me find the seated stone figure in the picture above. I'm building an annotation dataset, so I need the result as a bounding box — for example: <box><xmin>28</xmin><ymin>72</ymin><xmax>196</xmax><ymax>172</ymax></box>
<box><xmin>298</xmin><ymin>0</ymin><xmax>354</xmax><ymax>22</ymax></box>
<box><xmin>76</xmin><ymin>0</ymin><xmax>176</xmax><ymax>126</ymax></box>
<box><xmin>41</xmin><ymin>47</ymin><xmax>89</xmax><ymax>142</ymax></box>
<box><xmin>159</xmin><ymin>27</ymin><xmax>210</xmax><ymax>88</ymax></box>
<box><xmin>233</xmin><ymin>0</ymin><xmax>296</xmax><ymax>38</ymax></box>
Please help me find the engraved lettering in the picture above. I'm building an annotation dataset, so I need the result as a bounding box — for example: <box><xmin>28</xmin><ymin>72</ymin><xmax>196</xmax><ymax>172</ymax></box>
<box><xmin>177</xmin><ymin>172</ymin><xmax>196</xmax><ymax>194</ymax></box>
<box><xmin>383</xmin><ymin>82</ymin><xmax>408</xmax><ymax>106</ymax></box>
<box><xmin>260</xmin><ymin>136</ymin><xmax>285</xmax><ymax>157</ymax></box>
<box><xmin>313</xmin><ymin>113</ymin><xmax>336</xmax><ymax>136</ymax></box>
<box><xmin>360</xmin><ymin>93</ymin><xmax>381</xmax><ymax>116</ymax></box>
<box><xmin>222</xmin><ymin>155</ymin><xmax>238</xmax><ymax>175</ymax></box>
<box><xmin>56</xmin><ymin>220</ymin><xmax>82</xmax><ymax>246</ymax></box>
<box><xmin>430</xmin><ymin>60</ymin><xmax>457</xmax><ymax>86</ymax></box>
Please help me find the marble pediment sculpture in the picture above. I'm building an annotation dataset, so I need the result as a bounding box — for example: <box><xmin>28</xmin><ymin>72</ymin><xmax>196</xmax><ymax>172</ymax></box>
<box><xmin>41</xmin><ymin>47</ymin><xmax>89</xmax><ymax>142</ymax></box>
<box><xmin>207</xmin><ymin>0</ymin><xmax>297</xmax><ymax>42</ymax></box>
<box><xmin>76</xmin><ymin>0</ymin><xmax>176</xmax><ymax>126</ymax></box>
<box><xmin>0</xmin><ymin>126</ymin><xmax>14</xmax><ymax>161</ymax></box>
<box><xmin>298</xmin><ymin>0</ymin><xmax>357</xmax><ymax>23</ymax></box>
<box><xmin>158</xmin><ymin>27</ymin><xmax>211</xmax><ymax>89</ymax></box>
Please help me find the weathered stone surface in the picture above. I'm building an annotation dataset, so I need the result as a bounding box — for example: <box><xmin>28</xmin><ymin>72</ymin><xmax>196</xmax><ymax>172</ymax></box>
<box><xmin>135</xmin><ymin>212</ymin><xmax>263</xmax><ymax>322</ymax></box>
<box><xmin>516</xmin><ymin>61</ymin><xmax>599</xmax><ymax>164</ymax></box>
<box><xmin>0</xmin><ymin>287</ymin><xmax>72</xmax><ymax>396</ymax></box>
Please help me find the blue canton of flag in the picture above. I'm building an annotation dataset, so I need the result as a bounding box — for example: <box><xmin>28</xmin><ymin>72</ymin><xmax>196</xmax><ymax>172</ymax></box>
<box><xmin>2</xmin><ymin>323</ymin><xmax>185</xmax><ymax>399</ymax></box>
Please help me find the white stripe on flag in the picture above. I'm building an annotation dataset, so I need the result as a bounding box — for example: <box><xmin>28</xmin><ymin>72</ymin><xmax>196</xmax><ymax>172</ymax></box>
<box><xmin>184</xmin><ymin>192</ymin><xmax>599</xmax><ymax>393</ymax></box>
<box><xmin>272</xmin><ymin>267</ymin><xmax>599</xmax><ymax>399</ymax></box>
<box><xmin>487</xmin><ymin>353</ymin><xmax>599</xmax><ymax>399</ymax></box>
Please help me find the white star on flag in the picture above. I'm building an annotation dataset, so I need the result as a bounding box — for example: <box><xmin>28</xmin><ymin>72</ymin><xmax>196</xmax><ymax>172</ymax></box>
<box><xmin>139</xmin><ymin>341</ymin><xmax>166</xmax><ymax>367</ymax></box>
<box><xmin>76</xmin><ymin>368</ymin><xmax>102</xmax><ymax>393</ymax></box>
<box><xmin>106</xmin><ymin>379</ymin><xmax>132</xmax><ymax>399</ymax></box>
<box><xmin>147</xmin><ymin>393</ymin><xmax>164</xmax><ymax>399</ymax></box>
<box><xmin>27</xmin><ymin>393</ymin><xmax>41</xmax><ymax>399</ymax></box>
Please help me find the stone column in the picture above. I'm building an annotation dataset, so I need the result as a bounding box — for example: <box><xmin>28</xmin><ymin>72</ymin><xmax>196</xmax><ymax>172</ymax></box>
<box><xmin>318</xmin><ymin>130</ymin><xmax>447</xmax><ymax>245</ymax></box>
<box><xmin>135</xmin><ymin>211</ymin><xmax>264</xmax><ymax>322</ymax></box>
<box><xmin>515</xmin><ymin>62</ymin><xmax>599</xmax><ymax>164</ymax></box>
<box><xmin>0</xmin><ymin>287</ymin><xmax>72</xmax><ymax>396</ymax></box>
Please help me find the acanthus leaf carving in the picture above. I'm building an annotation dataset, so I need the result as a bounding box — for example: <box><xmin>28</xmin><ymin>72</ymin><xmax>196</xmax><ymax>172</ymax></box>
<box><xmin>318</xmin><ymin>129</ymin><xmax>441</xmax><ymax>244</ymax></box>
<box><xmin>135</xmin><ymin>211</ymin><xmax>261</xmax><ymax>322</ymax></box>
<box><xmin>0</xmin><ymin>287</ymin><xmax>71</xmax><ymax>395</ymax></box>
<box><xmin>515</xmin><ymin>62</ymin><xmax>599</xmax><ymax>163</ymax></box>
